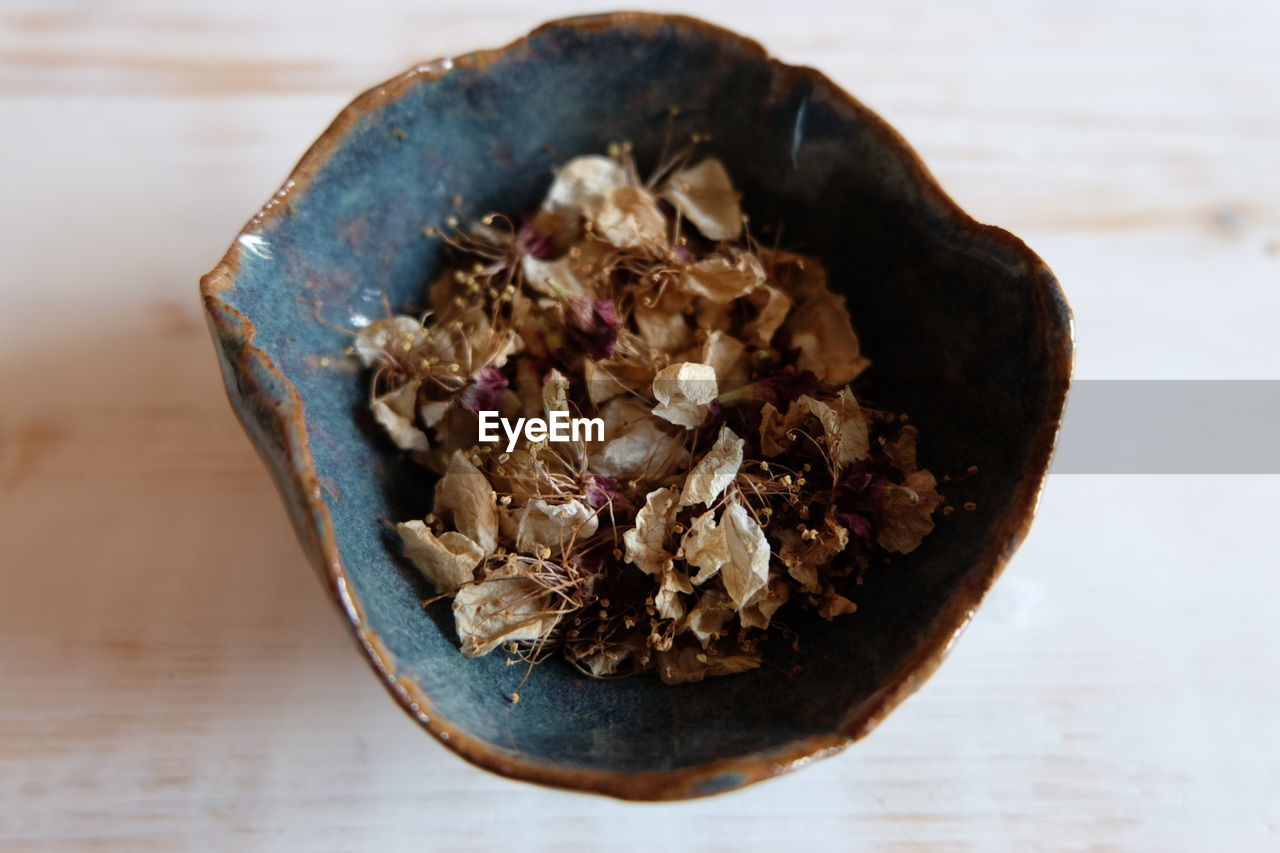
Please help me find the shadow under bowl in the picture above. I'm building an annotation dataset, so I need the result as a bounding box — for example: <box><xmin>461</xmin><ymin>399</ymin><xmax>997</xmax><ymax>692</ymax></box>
<box><xmin>201</xmin><ymin>12</ymin><xmax>1072</xmax><ymax>800</ymax></box>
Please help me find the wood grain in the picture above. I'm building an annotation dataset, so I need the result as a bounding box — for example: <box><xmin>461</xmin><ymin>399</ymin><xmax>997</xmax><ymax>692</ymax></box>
<box><xmin>1</xmin><ymin>0</ymin><xmax>1278</xmax><ymax>849</ymax></box>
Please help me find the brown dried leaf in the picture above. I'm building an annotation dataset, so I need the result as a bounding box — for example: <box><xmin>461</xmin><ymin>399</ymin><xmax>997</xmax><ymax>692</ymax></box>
<box><xmin>787</xmin><ymin>290</ymin><xmax>869</xmax><ymax>385</ymax></box>
<box><xmin>656</xmin><ymin>645</ymin><xmax>761</xmax><ymax>685</ymax></box>
<box><xmin>878</xmin><ymin>469</ymin><xmax>942</xmax><ymax>554</ymax></box>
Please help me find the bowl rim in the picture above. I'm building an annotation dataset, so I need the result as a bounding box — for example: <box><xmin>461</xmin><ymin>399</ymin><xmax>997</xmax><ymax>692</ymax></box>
<box><xmin>200</xmin><ymin>10</ymin><xmax>1074</xmax><ymax>801</ymax></box>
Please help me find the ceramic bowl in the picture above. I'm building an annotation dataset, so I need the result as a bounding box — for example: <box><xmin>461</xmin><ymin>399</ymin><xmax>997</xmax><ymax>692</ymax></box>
<box><xmin>201</xmin><ymin>12</ymin><xmax>1072</xmax><ymax>799</ymax></box>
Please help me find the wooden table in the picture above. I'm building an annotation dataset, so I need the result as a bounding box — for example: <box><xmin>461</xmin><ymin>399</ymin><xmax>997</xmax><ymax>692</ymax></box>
<box><xmin>2</xmin><ymin>1</ymin><xmax>1277</xmax><ymax>849</ymax></box>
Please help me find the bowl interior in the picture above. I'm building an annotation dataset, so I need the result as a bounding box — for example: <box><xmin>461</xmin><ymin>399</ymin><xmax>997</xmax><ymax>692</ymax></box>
<box><xmin>208</xmin><ymin>16</ymin><xmax>1070</xmax><ymax>792</ymax></box>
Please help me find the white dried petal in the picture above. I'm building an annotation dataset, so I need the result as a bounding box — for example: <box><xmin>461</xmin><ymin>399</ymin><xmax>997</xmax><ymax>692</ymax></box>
<box><xmin>515</xmin><ymin>499</ymin><xmax>599</xmax><ymax>555</ymax></box>
<box><xmin>435</xmin><ymin>450</ymin><xmax>498</xmax><ymax>555</ymax></box>
<box><xmin>418</xmin><ymin>398</ymin><xmax>451</xmax><ymax>429</ymax></box>
<box><xmin>371</xmin><ymin>380</ymin><xmax>429</xmax><ymax>453</ymax></box>
<box><xmin>790</xmin><ymin>392</ymin><xmax>869</xmax><ymax>467</ymax></box>
<box><xmin>699</xmin><ymin>331</ymin><xmax>749</xmax><ymax>387</ymax></box>
<box><xmin>652</xmin><ymin>362</ymin><xmax>718</xmax><ymax>429</ymax></box>
<box><xmin>622</xmin><ymin>487</ymin><xmax>678</xmax><ymax>576</ymax></box>
<box><xmin>830</xmin><ymin>389</ymin><xmax>871</xmax><ymax>466</ymax></box>
<box><xmin>655</xmin><ymin>569</ymin><xmax>694</xmax><ymax>621</ymax></box>
<box><xmin>635</xmin><ymin>299</ymin><xmax>694</xmax><ymax>352</ymax></box>
<box><xmin>660</xmin><ymin>158</ymin><xmax>742</xmax><ymax>241</ymax></box>
<box><xmin>543</xmin><ymin>154</ymin><xmax>628</xmax><ymax>215</ymax></box>
<box><xmin>522</xmin><ymin>254</ymin><xmax>588</xmax><ymax>299</ymax></box>
<box><xmin>453</xmin><ymin>561</ymin><xmax>559</xmax><ymax>657</ymax></box>
<box><xmin>592</xmin><ymin>186</ymin><xmax>667</xmax><ymax>250</ymax></box>
<box><xmin>583</xmin><ymin>359</ymin><xmax>628</xmax><ymax>407</ymax></box>
<box><xmin>680</xmin><ymin>426</ymin><xmax>743</xmax><ymax>507</ymax></box>
<box><xmin>682</xmin><ymin>510</ymin><xmax>729</xmax><ymax>585</ymax></box>
<box><xmin>542</xmin><ymin>368</ymin><xmax>570</xmax><ymax>418</ymax></box>
<box><xmin>589</xmin><ymin>398</ymin><xmax>689</xmax><ymax>480</ymax></box>
<box><xmin>677</xmin><ymin>251</ymin><xmax>765</xmax><ymax>303</ymax></box>
<box><xmin>396</xmin><ymin>521</ymin><xmax>483</xmax><ymax>594</ymax></box>
<box><xmin>355</xmin><ymin>316</ymin><xmax>424</xmax><ymax>367</ymax></box>
<box><xmin>721</xmin><ymin>501</ymin><xmax>771</xmax><ymax>610</ymax></box>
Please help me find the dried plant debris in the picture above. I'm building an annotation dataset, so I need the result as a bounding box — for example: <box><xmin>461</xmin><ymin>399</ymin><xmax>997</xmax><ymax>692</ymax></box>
<box><xmin>352</xmin><ymin>145</ymin><xmax>944</xmax><ymax>686</ymax></box>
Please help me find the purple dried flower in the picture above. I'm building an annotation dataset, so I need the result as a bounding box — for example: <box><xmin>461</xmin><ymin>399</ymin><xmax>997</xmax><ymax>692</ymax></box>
<box><xmin>516</xmin><ymin>212</ymin><xmax>563</xmax><ymax>260</ymax></box>
<box><xmin>565</xmin><ymin>298</ymin><xmax>619</xmax><ymax>360</ymax></box>
<box><xmin>460</xmin><ymin>366</ymin><xmax>508</xmax><ymax>412</ymax></box>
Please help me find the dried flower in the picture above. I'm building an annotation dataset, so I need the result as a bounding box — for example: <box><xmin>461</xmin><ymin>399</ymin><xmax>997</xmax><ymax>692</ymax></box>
<box><xmin>358</xmin><ymin>147</ymin><xmax>945</xmax><ymax>688</ymax></box>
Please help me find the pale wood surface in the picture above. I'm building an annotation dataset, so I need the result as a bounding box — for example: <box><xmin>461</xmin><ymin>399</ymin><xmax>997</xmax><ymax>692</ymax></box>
<box><xmin>2</xmin><ymin>1</ymin><xmax>1278</xmax><ymax>850</ymax></box>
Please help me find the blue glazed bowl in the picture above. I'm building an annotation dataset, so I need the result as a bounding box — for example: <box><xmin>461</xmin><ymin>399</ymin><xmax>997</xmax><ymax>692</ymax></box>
<box><xmin>201</xmin><ymin>13</ymin><xmax>1072</xmax><ymax>799</ymax></box>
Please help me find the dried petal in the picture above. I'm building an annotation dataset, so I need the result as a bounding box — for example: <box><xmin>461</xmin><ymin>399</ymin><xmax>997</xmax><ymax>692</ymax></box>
<box><xmin>435</xmin><ymin>450</ymin><xmax>499</xmax><ymax>555</ymax></box>
<box><xmin>565</xmin><ymin>298</ymin><xmax>619</xmax><ymax>360</ymax></box>
<box><xmin>721</xmin><ymin>501</ymin><xmax>771</xmax><ymax>609</ymax></box>
<box><xmin>371</xmin><ymin>380</ymin><xmax>429</xmax><ymax>453</ymax></box>
<box><xmin>677</xmin><ymin>251</ymin><xmax>766</xmax><ymax>303</ymax></box>
<box><xmin>544</xmin><ymin>155</ymin><xmax>628</xmax><ymax>212</ymax></box>
<box><xmin>452</xmin><ymin>561</ymin><xmax>559</xmax><ymax>657</ymax></box>
<box><xmin>592</xmin><ymin>186</ymin><xmax>667</xmax><ymax>250</ymax></box>
<box><xmin>622</xmin><ymin>487</ymin><xmax>678</xmax><ymax>576</ymax></box>
<box><xmin>589</xmin><ymin>397</ymin><xmax>690</xmax><ymax>480</ymax></box>
<box><xmin>656</xmin><ymin>645</ymin><xmax>761</xmax><ymax>685</ymax></box>
<box><xmin>878</xmin><ymin>469</ymin><xmax>942</xmax><ymax>553</ymax></box>
<box><xmin>787</xmin><ymin>290</ymin><xmax>869</xmax><ymax>385</ymax></box>
<box><xmin>652</xmin><ymin>361</ymin><xmax>718</xmax><ymax>428</ymax></box>
<box><xmin>743</xmin><ymin>285</ymin><xmax>792</xmax><ymax>347</ymax></box>
<box><xmin>699</xmin><ymin>331</ymin><xmax>750</xmax><ymax>388</ymax></box>
<box><xmin>656</xmin><ymin>569</ymin><xmax>694</xmax><ymax>621</ymax></box>
<box><xmin>397</xmin><ymin>521</ymin><xmax>483</xmax><ymax>594</ymax></box>
<box><xmin>635</xmin><ymin>297</ymin><xmax>694</xmax><ymax>352</ymax></box>
<box><xmin>681</xmin><ymin>588</ymin><xmax>734</xmax><ymax>645</ymax></box>
<box><xmin>515</xmin><ymin>499</ymin><xmax>599</xmax><ymax>555</ymax></box>
<box><xmin>522</xmin><ymin>254</ymin><xmax>589</xmax><ymax>300</ymax></box>
<box><xmin>660</xmin><ymin>158</ymin><xmax>742</xmax><ymax>241</ymax></box>
<box><xmin>355</xmin><ymin>316</ymin><xmax>424</xmax><ymax>367</ymax></box>
<box><xmin>459</xmin><ymin>366</ymin><xmax>508</xmax><ymax>413</ymax></box>
<box><xmin>683</xmin><ymin>509</ymin><xmax>729</xmax><ymax>585</ymax></box>
<box><xmin>680</xmin><ymin>426</ymin><xmax>743</xmax><ymax>507</ymax></box>
<box><xmin>740</xmin><ymin>577</ymin><xmax>792</xmax><ymax>630</ymax></box>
